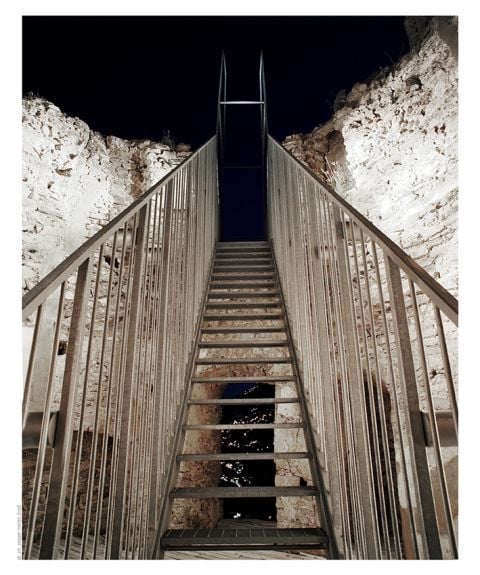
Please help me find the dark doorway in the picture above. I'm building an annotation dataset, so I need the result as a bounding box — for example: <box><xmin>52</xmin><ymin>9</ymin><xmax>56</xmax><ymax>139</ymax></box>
<box><xmin>219</xmin><ymin>383</ymin><xmax>276</xmax><ymax>521</ymax></box>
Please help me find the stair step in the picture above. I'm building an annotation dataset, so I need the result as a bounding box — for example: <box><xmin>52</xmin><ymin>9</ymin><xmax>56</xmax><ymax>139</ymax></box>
<box><xmin>192</xmin><ymin>376</ymin><xmax>296</xmax><ymax>383</ymax></box>
<box><xmin>216</xmin><ymin>252</ymin><xmax>271</xmax><ymax>259</ymax></box>
<box><xmin>187</xmin><ymin>397</ymin><xmax>299</xmax><ymax>405</ymax></box>
<box><xmin>195</xmin><ymin>357</ymin><xmax>292</xmax><ymax>365</ymax></box>
<box><xmin>184</xmin><ymin>423</ymin><xmax>304</xmax><ymax>431</ymax></box>
<box><xmin>170</xmin><ymin>486</ymin><xmax>319</xmax><ymax>499</ymax></box>
<box><xmin>201</xmin><ymin>327</ymin><xmax>286</xmax><ymax>334</ymax></box>
<box><xmin>215</xmin><ymin>258</ymin><xmax>272</xmax><ymax>264</ymax></box>
<box><xmin>198</xmin><ymin>340</ymin><xmax>288</xmax><ymax>348</ymax></box>
<box><xmin>216</xmin><ymin>245</ymin><xmax>270</xmax><ymax>250</ymax></box>
<box><xmin>177</xmin><ymin>452</ymin><xmax>311</xmax><ymax>461</ymax></box>
<box><xmin>208</xmin><ymin>291</ymin><xmax>279</xmax><ymax>299</ymax></box>
<box><xmin>211</xmin><ymin>274</ymin><xmax>275</xmax><ymax>281</ymax></box>
<box><xmin>213</xmin><ymin>264</ymin><xmax>273</xmax><ymax>274</ymax></box>
<box><xmin>215</xmin><ymin>251</ymin><xmax>271</xmax><ymax>257</ymax></box>
<box><xmin>217</xmin><ymin>242</ymin><xmax>269</xmax><ymax>247</ymax></box>
<box><xmin>206</xmin><ymin>301</ymin><xmax>280</xmax><ymax>309</ymax></box>
<box><xmin>203</xmin><ymin>313</ymin><xmax>283</xmax><ymax>321</ymax></box>
<box><xmin>210</xmin><ymin>282</ymin><xmax>277</xmax><ymax>289</ymax></box>
<box><xmin>161</xmin><ymin>527</ymin><xmax>328</xmax><ymax>551</ymax></box>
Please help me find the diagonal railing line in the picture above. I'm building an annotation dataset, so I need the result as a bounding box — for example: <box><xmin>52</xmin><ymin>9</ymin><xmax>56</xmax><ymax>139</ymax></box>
<box><xmin>268</xmin><ymin>136</ymin><xmax>457</xmax><ymax>325</ymax></box>
<box><xmin>22</xmin><ymin>136</ymin><xmax>219</xmax><ymax>559</ymax></box>
<box><xmin>267</xmin><ymin>135</ymin><xmax>458</xmax><ymax>559</ymax></box>
<box><xmin>22</xmin><ymin>136</ymin><xmax>216</xmax><ymax>321</ymax></box>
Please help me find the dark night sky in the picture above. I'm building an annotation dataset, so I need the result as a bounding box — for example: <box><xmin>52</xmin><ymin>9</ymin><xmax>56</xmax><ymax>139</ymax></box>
<box><xmin>22</xmin><ymin>16</ymin><xmax>409</xmax><ymax>240</ymax></box>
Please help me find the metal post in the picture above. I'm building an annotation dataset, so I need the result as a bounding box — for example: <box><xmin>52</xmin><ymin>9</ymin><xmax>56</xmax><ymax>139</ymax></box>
<box><xmin>385</xmin><ymin>257</ymin><xmax>442</xmax><ymax>559</ymax></box>
<box><xmin>331</xmin><ymin>204</ymin><xmax>380</xmax><ymax>558</ymax></box>
<box><xmin>39</xmin><ymin>258</ymin><xmax>92</xmax><ymax>559</ymax></box>
<box><xmin>110</xmin><ymin>205</ymin><xmax>148</xmax><ymax>559</ymax></box>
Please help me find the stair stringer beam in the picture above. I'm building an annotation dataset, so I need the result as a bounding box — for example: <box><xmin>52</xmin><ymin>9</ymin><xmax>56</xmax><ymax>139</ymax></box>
<box><xmin>149</xmin><ymin>251</ymin><xmax>216</xmax><ymax>559</ymax></box>
<box><xmin>271</xmin><ymin>241</ymin><xmax>340</xmax><ymax>559</ymax></box>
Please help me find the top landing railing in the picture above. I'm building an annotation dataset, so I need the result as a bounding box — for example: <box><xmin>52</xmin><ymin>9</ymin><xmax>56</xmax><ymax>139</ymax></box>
<box><xmin>21</xmin><ymin>136</ymin><xmax>219</xmax><ymax>559</ymax></box>
<box><xmin>267</xmin><ymin>136</ymin><xmax>458</xmax><ymax>560</ymax></box>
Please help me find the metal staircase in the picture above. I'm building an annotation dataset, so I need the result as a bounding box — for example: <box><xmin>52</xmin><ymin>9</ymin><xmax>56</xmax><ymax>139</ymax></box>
<box><xmin>159</xmin><ymin>241</ymin><xmax>332</xmax><ymax>555</ymax></box>
<box><xmin>21</xmin><ymin>52</ymin><xmax>458</xmax><ymax>560</ymax></box>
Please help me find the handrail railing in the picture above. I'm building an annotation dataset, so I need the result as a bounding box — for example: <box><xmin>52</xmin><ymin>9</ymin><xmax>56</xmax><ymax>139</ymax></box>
<box><xmin>267</xmin><ymin>135</ymin><xmax>458</xmax><ymax>559</ymax></box>
<box><xmin>22</xmin><ymin>137</ymin><xmax>216</xmax><ymax>321</ymax></box>
<box><xmin>22</xmin><ymin>136</ymin><xmax>219</xmax><ymax>559</ymax></box>
<box><xmin>269</xmin><ymin>136</ymin><xmax>457</xmax><ymax>324</ymax></box>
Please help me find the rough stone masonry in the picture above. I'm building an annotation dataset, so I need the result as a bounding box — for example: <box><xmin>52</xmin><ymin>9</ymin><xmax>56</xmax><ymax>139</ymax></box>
<box><xmin>283</xmin><ymin>16</ymin><xmax>458</xmax><ymax>298</ymax></box>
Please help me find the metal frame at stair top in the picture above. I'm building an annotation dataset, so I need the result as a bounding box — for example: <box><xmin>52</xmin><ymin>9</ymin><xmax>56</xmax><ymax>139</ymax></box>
<box><xmin>216</xmin><ymin>51</ymin><xmax>267</xmax><ymax>169</ymax></box>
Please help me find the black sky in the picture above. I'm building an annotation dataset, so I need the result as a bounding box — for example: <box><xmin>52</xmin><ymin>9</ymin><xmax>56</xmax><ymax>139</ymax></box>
<box><xmin>23</xmin><ymin>16</ymin><xmax>410</xmax><ymax>240</ymax></box>
<box><xmin>23</xmin><ymin>16</ymin><xmax>409</xmax><ymax>145</ymax></box>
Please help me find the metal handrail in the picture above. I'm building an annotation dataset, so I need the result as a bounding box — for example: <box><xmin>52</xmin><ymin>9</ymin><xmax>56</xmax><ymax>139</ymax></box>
<box><xmin>269</xmin><ymin>136</ymin><xmax>457</xmax><ymax>325</ymax></box>
<box><xmin>22</xmin><ymin>136</ymin><xmax>216</xmax><ymax>321</ymax></box>
<box><xmin>22</xmin><ymin>136</ymin><xmax>219</xmax><ymax>559</ymax></box>
<box><xmin>267</xmin><ymin>135</ymin><xmax>458</xmax><ymax>559</ymax></box>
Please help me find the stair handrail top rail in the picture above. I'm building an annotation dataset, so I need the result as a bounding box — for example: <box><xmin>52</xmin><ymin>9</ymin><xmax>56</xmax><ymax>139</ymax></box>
<box><xmin>22</xmin><ymin>135</ymin><xmax>217</xmax><ymax>321</ymax></box>
<box><xmin>268</xmin><ymin>135</ymin><xmax>458</xmax><ymax>326</ymax></box>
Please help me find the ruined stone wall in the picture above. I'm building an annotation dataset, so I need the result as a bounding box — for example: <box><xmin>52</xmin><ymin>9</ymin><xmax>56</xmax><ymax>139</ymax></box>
<box><xmin>283</xmin><ymin>16</ymin><xmax>458</xmax><ymax>297</ymax></box>
<box><xmin>279</xmin><ymin>17</ymin><xmax>458</xmax><ymax>545</ymax></box>
<box><xmin>22</xmin><ymin>96</ymin><xmax>188</xmax><ymax>293</ymax></box>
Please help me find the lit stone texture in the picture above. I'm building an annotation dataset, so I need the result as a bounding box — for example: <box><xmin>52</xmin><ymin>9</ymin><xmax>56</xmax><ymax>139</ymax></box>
<box><xmin>283</xmin><ymin>17</ymin><xmax>458</xmax><ymax>297</ymax></box>
<box><xmin>22</xmin><ymin>96</ymin><xmax>186</xmax><ymax>293</ymax></box>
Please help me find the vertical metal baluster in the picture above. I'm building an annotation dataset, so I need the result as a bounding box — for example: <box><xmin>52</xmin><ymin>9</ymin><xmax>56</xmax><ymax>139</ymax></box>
<box><xmin>128</xmin><ymin>200</ymin><xmax>152</xmax><ymax>558</ymax></box>
<box><xmin>314</xmin><ymin>184</ymin><xmax>349</xmax><ymax>557</ymax></box>
<box><xmin>348</xmin><ymin>222</ymin><xmax>387</xmax><ymax>555</ymax></box>
<box><xmin>106</xmin><ymin>213</ymin><xmax>139</xmax><ymax>558</ymax></box>
<box><xmin>146</xmin><ymin>186</ymin><xmax>170</xmax><ymax>546</ymax></box>
<box><xmin>372</xmin><ymin>243</ymin><xmax>418</xmax><ymax>559</ymax></box>
<box><xmin>148</xmin><ymin>182</ymin><xmax>174</xmax><ymax>537</ymax></box>
<box><xmin>322</xmin><ymin>197</ymin><xmax>361</xmax><ymax>556</ymax></box>
<box><xmin>332</xmin><ymin>204</ymin><xmax>379</xmax><ymax>558</ymax></box>
<box><xmin>410</xmin><ymin>284</ymin><xmax>457</xmax><ymax>556</ymax></box>
<box><xmin>95</xmin><ymin>226</ymin><xmax>128</xmax><ymax>559</ymax></box>
<box><xmin>361</xmin><ymin>235</ymin><xmax>403</xmax><ymax>558</ymax></box>
<box><xmin>339</xmin><ymin>212</ymin><xmax>373</xmax><ymax>558</ymax></box>
<box><xmin>137</xmin><ymin>195</ymin><xmax>160</xmax><ymax>557</ymax></box>
<box><xmin>145</xmin><ymin>188</ymin><xmax>164</xmax><ymax>541</ymax></box>
<box><xmin>433</xmin><ymin>305</ymin><xmax>458</xmax><ymax>432</ymax></box>
<box><xmin>24</xmin><ymin>284</ymin><xmax>65</xmax><ymax>559</ymax></box>
<box><xmin>22</xmin><ymin>305</ymin><xmax>43</xmax><ymax>428</ymax></box>
<box><xmin>81</xmin><ymin>239</ymin><xmax>116</xmax><ymax>557</ymax></box>
<box><xmin>64</xmin><ymin>246</ymin><xmax>104</xmax><ymax>557</ymax></box>
<box><xmin>110</xmin><ymin>205</ymin><xmax>148</xmax><ymax>559</ymax></box>
<box><xmin>39</xmin><ymin>258</ymin><xmax>92</xmax><ymax>559</ymax></box>
<box><xmin>385</xmin><ymin>257</ymin><xmax>442</xmax><ymax>559</ymax></box>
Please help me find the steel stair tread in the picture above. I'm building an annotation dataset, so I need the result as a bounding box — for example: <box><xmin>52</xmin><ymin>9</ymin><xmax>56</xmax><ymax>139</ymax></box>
<box><xmin>192</xmin><ymin>376</ymin><xmax>296</xmax><ymax>383</ymax></box>
<box><xmin>215</xmin><ymin>253</ymin><xmax>272</xmax><ymax>259</ymax></box>
<box><xmin>170</xmin><ymin>486</ymin><xmax>319</xmax><ymax>499</ymax></box>
<box><xmin>215</xmin><ymin>258</ymin><xmax>272</xmax><ymax>264</ymax></box>
<box><xmin>177</xmin><ymin>452</ymin><xmax>311</xmax><ymax>461</ymax></box>
<box><xmin>217</xmin><ymin>242</ymin><xmax>269</xmax><ymax>246</ymax></box>
<box><xmin>160</xmin><ymin>527</ymin><xmax>328</xmax><ymax>550</ymax></box>
<box><xmin>206</xmin><ymin>301</ymin><xmax>280</xmax><ymax>308</ymax></box>
<box><xmin>198</xmin><ymin>340</ymin><xmax>288</xmax><ymax>348</ymax></box>
<box><xmin>195</xmin><ymin>357</ymin><xmax>292</xmax><ymax>365</ymax></box>
<box><xmin>208</xmin><ymin>291</ymin><xmax>280</xmax><ymax>298</ymax></box>
<box><xmin>184</xmin><ymin>423</ymin><xmax>304</xmax><ymax>431</ymax></box>
<box><xmin>203</xmin><ymin>313</ymin><xmax>284</xmax><ymax>321</ymax></box>
<box><xmin>211</xmin><ymin>274</ymin><xmax>275</xmax><ymax>280</ymax></box>
<box><xmin>187</xmin><ymin>397</ymin><xmax>299</xmax><ymax>405</ymax></box>
<box><xmin>210</xmin><ymin>282</ymin><xmax>277</xmax><ymax>289</ymax></box>
<box><xmin>201</xmin><ymin>326</ymin><xmax>286</xmax><ymax>333</ymax></box>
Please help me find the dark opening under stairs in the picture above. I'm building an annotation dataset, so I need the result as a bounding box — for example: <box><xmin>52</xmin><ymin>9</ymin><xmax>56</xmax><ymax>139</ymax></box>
<box><xmin>160</xmin><ymin>242</ymin><xmax>332</xmax><ymax>555</ymax></box>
